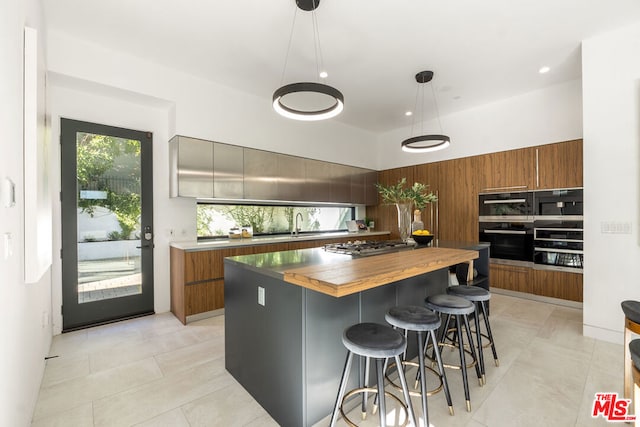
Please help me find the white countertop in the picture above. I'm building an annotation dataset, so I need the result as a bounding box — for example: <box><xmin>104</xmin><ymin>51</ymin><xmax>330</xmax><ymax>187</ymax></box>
<box><xmin>170</xmin><ymin>230</ymin><xmax>391</xmax><ymax>251</ymax></box>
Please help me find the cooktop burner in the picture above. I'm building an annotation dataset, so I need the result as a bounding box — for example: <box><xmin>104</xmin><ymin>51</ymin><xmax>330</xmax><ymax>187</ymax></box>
<box><xmin>323</xmin><ymin>240</ymin><xmax>415</xmax><ymax>256</ymax></box>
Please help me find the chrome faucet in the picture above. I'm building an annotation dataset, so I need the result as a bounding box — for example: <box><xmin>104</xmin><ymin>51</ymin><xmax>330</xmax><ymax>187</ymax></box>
<box><xmin>294</xmin><ymin>212</ymin><xmax>303</xmax><ymax>237</ymax></box>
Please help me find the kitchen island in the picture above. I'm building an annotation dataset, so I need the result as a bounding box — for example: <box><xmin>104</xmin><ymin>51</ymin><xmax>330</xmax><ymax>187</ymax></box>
<box><xmin>224</xmin><ymin>244</ymin><xmax>485</xmax><ymax>427</ymax></box>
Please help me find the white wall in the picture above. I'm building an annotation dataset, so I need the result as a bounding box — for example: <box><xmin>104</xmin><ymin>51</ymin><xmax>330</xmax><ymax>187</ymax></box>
<box><xmin>0</xmin><ymin>0</ymin><xmax>53</xmax><ymax>426</ymax></box>
<box><xmin>582</xmin><ymin>23</ymin><xmax>640</xmax><ymax>343</ymax></box>
<box><xmin>375</xmin><ymin>79</ymin><xmax>584</xmax><ymax>170</ymax></box>
<box><xmin>46</xmin><ymin>31</ymin><xmax>379</xmax><ymax>170</ymax></box>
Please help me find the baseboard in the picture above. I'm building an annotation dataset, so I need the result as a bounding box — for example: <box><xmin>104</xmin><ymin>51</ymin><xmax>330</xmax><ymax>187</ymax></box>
<box><xmin>186</xmin><ymin>308</ymin><xmax>225</xmax><ymax>323</ymax></box>
<box><xmin>491</xmin><ymin>288</ymin><xmax>583</xmax><ymax>309</ymax></box>
<box><xmin>583</xmin><ymin>324</ymin><xmax>623</xmax><ymax>345</ymax></box>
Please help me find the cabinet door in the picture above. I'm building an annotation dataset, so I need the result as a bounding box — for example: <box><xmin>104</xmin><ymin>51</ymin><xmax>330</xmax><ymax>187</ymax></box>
<box><xmin>477</xmin><ymin>147</ymin><xmax>534</xmax><ymax>192</ymax></box>
<box><xmin>244</xmin><ymin>148</ymin><xmax>279</xmax><ymax>200</ymax></box>
<box><xmin>213</xmin><ymin>142</ymin><xmax>243</xmax><ymax>199</ymax></box>
<box><xmin>535</xmin><ymin>140</ymin><xmax>583</xmax><ymax>189</ymax></box>
<box><xmin>532</xmin><ymin>269</ymin><xmax>583</xmax><ymax>302</ymax></box>
<box><xmin>489</xmin><ymin>263</ymin><xmax>532</xmax><ymax>293</ymax></box>
<box><xmin>174</xmin><ymin>136</ymin><xmax>214</xmax><ymax>198</ymax></box>
<box><xmin>185</xmin><ymin>279</ymin><xmax>224</xmax><ymax>315</ymax></box>
<box><xmin>437</xmin><ymin>157</ymin><xmax>479</xmax><ymax>242</ymax></box>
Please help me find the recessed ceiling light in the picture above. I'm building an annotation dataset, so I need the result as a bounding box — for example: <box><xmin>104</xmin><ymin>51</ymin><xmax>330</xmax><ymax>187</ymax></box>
<box><xmin>319</xmin><ymin>71</ymin><xmax>328</xmax><ymax>79</ymax></box>
<box><xmin>405</xmin><ymin>111</ymin><xmax>413</xmax><ymax>116</ymax></box>
<box><xmin>539</xmin><ymin>66</ymin><xmax>551</xmax><ymax>74</ymax></box>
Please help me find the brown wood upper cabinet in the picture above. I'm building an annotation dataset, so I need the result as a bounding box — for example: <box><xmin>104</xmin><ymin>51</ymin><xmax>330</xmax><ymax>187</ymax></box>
<box><xmin>534</xmin><ymin>139</ymin><xmax>583</xmax><ymax>189</ymax></box>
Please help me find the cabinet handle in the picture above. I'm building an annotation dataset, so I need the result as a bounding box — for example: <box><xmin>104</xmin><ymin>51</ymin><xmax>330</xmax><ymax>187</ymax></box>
<box><xmin>480</xmin><ymin>185</ymin><xmax>528</xmax><ymax>192</ymax></box>
<box><xmin>536</xmin><ymin>148</ymin><xmax>539</xmax><ymax>188</ymax></box>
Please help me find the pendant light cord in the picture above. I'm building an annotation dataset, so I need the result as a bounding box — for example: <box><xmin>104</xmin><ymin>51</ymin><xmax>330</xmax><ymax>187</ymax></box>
<box><xmin>431</xmin><ymin>82</ymin><xmax>444</xmax><ymax>133</ymax></box>
<box><xmin>280</xmin><ymin>6</ymin><xmax>299</xmax><ymax>85</ymax></box>
<box><xmin>311</xmin><ymin>1</ymin><xmax>324</xmax><ymax>83</ymax></box>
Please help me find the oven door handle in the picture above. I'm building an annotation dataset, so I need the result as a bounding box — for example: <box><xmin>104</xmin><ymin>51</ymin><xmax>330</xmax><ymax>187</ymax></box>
<box><xmin>534</xmin><ymin>247</ymin><xmax>584</xmax><ymax>254</ymax></box>
<box><xmin>483</xmin><ymin>229</ymin><xmax>527</xmax><ymax>235</ymax></box>
<box><xmin>483</xmin><ymin>198</ymin><xmax>526</xmax><ymax>205</ymax></box>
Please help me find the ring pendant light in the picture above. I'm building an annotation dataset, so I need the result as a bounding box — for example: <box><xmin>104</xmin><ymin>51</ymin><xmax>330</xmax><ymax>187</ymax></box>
<box><xmin>273</xmin><ymin>0</ymin><xmax>344</xmax><ymax>121</ymax></box>
<box><xmin>401</xmin><ymin>70</ymin><xmax>451</xmax><ymax>153</ymax></box>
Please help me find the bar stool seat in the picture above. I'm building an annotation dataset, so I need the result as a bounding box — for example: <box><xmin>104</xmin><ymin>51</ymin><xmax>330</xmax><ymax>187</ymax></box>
<box><xmin>329</xmin><ymin>323</ymin><xmax>417</xmax><ymax>427</ymax></box>
<box><xmin>622</xmin><ymin>300</ymin><xmax>640</xmax><ymax>416</ymax></box>
<box><xmin>447</xmin><ymin>285</ymin><xmax>500</xmax><ymax>385</ymax></box>
<box><xmin>425</xmin><ymin>293</ymin><xmax>481</xmax><ymax>412</ymax></box>
<box><xmin>447</xmin><ymin>285</ymin><xmax>490</xmax><ymax>302</ymax></box>
<box><xmin>384</xmin><ymin>306</ymin><xmax>454</xmax><ymax>426</ymax></box>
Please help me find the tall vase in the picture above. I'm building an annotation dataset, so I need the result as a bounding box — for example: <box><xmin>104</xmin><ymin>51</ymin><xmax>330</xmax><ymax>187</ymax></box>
<box><xmin>395</xmin><ymin>202</ymin><xmax>412</xmax><ymax>242</ymax></box>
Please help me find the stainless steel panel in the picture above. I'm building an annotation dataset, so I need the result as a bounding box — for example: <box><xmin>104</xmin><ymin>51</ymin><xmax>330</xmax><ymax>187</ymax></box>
<box><xmin>213</xmin><ymin>142</ymin><xmax>243</xmax><ymax>199</ymax></box>
<box><xmin>243</xmin><ymin>148</ymin><xmax>278</xmax><ymax>200</ymax></box>
<box><xmin>330</xmin><ymin>163</ymin><xmax>351</xmax><ymax>203</ymax></box>
<box><xmin>277</xmin><ymin>154</ymin><xmax>305</xmax><ymax>201</ymax></box>
<box><xmin>304</xmin><ymin>158</ymin><xmax>331</xmax><ymax>202</ymax></box>
<box><xmin>168</xmin><ymin>137</ymin><xmax>179</xmax><ymax>198</ymax></box>
<box><xmin>176</xmin><ymin>136</ymin><xmax>213</xmax><ymax>198</ymax></box>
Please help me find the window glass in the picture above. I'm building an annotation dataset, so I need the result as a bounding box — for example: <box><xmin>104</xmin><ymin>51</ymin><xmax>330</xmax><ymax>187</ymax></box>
<box><xmin>197</xmin><ymin>204</ymin><xmax>354</xmax><ymax>239</ymax></box>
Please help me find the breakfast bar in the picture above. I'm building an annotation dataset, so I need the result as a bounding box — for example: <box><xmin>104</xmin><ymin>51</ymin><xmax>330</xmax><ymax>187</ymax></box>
<box><xmin>224</xmin><ymin>244</ymin><xmax>485</xmax><ymax>427</ymax></box>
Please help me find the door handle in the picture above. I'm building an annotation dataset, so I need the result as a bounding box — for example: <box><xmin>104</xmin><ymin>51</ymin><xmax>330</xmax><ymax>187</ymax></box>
<box><xmin>136</xmin><ymin>243</ymin><xmax>154</xmax><ymax>249</ymax></box>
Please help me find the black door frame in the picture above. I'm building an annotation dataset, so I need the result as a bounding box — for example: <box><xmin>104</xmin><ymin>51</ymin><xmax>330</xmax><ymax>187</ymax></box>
<box><xmin>60</xmin><ymin>118</ymin><xmax>154</xmax><ymax>331</ymax></box>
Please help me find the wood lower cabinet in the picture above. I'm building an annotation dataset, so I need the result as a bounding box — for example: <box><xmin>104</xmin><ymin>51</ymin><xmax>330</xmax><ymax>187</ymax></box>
<box><xmin>490</xmin><ymin>262</ymin><xmax>583</xmax><ymax>302</ymax></box>
<box><xmin>532</xmin><ymin>269</ymin><xmax>583</xmax><ymax>302</ymax></box>
<box><xmin>170</xmin><ymin>234</ymin><xmax>388</xmax><ymax>323</ymax></box>
<box><xmin>489</xmin><ymin>263</ymin><xmax>532</xmax><ymax>294</ymax></box>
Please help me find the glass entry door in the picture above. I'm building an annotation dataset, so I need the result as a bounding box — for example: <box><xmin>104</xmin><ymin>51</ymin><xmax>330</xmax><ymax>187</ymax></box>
<box><xmin>61</xmin><ymin>119</ymin><xmax>154</xmax><ymax>331</ymax></box>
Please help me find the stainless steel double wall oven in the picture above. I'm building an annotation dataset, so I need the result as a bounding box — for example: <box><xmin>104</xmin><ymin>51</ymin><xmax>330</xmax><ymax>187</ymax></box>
<box><xmin>479</xmin><ymin>187</ymin><xmax>583</xmax><ymax>273</ymax></box>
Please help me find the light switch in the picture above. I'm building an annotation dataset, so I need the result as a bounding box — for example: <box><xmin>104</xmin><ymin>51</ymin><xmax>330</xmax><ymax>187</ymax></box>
<box><xmin>2</xmin><ymin>178</ymin><xmax>15</xmax><ymax>208</ymax></box>
<box><xmin>258</xmin><ymin>286</ymin><xmax>265</xmax><ymax>306</ymax></box>
<box><xmin>4</xmin><ymin>233</ymin><xmax>13</xmax><ymax>259</ymax></box>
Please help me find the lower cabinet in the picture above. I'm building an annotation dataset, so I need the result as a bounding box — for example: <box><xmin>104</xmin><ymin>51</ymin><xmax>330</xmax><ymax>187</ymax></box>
<box><xmin>170</xmin><ymin>234</ymin><xmax>388</xmax><ymax>324</ymax></box>
<box><xmin>490</xmin><ymin>263</ymin><xmax>583</xmax><ymax>302</ymax></box>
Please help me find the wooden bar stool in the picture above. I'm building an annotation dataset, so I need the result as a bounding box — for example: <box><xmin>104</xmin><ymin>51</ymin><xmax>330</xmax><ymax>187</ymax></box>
<box><xmin>629</xmin><ymin>338</ymin><xmax>640</xmax><ymax>427</ymax></box>
<box><xmin>622</xmin><ymin>300</ymin><xmax>640</xmax><ymax>415</ymax></box>
<box><xmin>329</xmin><ymin>322</ymin><xmax>417</xmax><ymax>427</ymax></box>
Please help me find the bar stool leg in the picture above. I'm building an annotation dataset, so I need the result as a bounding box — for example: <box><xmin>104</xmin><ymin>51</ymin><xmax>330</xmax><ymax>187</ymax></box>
<box><xmin>362</xmin><ymin>356</ymin><xmax>370</xmax><ymax>419</ymax></box>
<box><xmin>455</xmin><ymin>314</ymin><xmax>473</xmax><ymax>412</ymax></box>
<box><xmin>393</xmin><ymin>354</ymin><xmax>418</xmax><ymax>427</ymax></box>
<box><xmin>330</xmin><ymin>351</ymin><xmax>354</xmax><ymax>427</ymax></box>
<box><xmin>375</xmin><ymin>358</ymin><xmax>387</xmax><ymax>427</ymax></box>
<box><xmin>480</xmin><ymin>300</ymin><xmax>499</xmax><ymax>366</ymax></box>
<box><xmin>472</xmin><ymin>303</ymin><xmax>486</xmax><ymax>385</ymax></box>
<box><xmin>626</xmin><ymin>322</ymin><xmax>634</xmax><ymax>415</ymax></box>
<box><xmin>429</xmin><ymin>328</ymin><xmax>454</xmax><ymax>415</ymax></box>
<box><xmin>462</xmin><ymin>311</ymin><xmax>483</xmax><ymax>386</ymax></box>
<box><xmin>416</xmin><ymin>331</ymin><xmax>429</xmax><ymax>427</ymax></box>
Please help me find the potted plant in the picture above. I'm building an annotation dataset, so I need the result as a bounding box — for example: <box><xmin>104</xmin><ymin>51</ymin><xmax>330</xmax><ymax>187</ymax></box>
<box><xmin>375</xmin><ymin>178</ymin><xmax>437</xmax><ymax>241</ymax></box>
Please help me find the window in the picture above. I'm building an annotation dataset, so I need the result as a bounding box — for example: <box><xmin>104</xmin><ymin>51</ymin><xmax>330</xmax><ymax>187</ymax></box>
<box><xmin>197</xmin><ymin>204</ymin><xmax>355</xmax><ymax>239</ymax></box>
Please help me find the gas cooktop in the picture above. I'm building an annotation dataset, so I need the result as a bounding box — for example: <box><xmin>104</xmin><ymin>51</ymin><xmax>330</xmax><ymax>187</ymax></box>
<box><xmin>323</xmin><ymin>240</ymin><xmax>415</xmax><ymax>256</ymax></box>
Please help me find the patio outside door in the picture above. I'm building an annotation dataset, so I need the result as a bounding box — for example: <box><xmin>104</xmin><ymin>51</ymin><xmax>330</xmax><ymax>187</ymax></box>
<box><xmin>60</xmin><ymin>119</ymin><xmax>154</xmax><ymax>331</ymax></box>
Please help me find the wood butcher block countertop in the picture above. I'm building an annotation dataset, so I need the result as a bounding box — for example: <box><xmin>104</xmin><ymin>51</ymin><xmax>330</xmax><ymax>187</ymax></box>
<box><xmin>283</xmin><ymin>247</ymin><xmax>478</xmax><ymax>297</ymax></box>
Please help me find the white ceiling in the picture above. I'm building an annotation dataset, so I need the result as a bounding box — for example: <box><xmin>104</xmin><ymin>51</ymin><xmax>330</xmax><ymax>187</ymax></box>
<box><xmin>43</xmin><ymin>0</ymin><xmax>640</xmax><ymax>133</ymax></box>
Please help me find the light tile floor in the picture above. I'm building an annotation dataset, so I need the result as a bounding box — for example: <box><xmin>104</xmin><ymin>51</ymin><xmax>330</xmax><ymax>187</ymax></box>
<box><xmin>32</xmin><ymin>294</ymin><xmax>622</xmax><ymax>426</ymax></box>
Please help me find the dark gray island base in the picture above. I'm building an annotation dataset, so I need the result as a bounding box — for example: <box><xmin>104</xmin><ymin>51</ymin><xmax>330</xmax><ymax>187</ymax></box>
<box><xmin>224</xmin><ymin>244</ymin><xmax>488</xmax><ymax>427</ymax></box>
